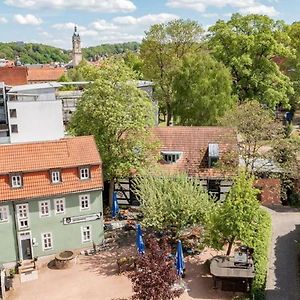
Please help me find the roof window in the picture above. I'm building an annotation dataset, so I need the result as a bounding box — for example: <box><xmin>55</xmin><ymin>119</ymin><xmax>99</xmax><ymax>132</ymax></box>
<box><xmin>208</xmin><ymin>144</ymin><xmax>219</xmax><ymax>168</ymax></box>
<box><xmin>161</xmin><ymin>151</ymin><xmax>182</xmax><ymax>164</ymax></box>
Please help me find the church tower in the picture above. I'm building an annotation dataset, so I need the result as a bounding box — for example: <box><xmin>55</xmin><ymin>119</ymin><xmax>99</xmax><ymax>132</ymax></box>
<box><xmin>72</xmin><ymin>26</ymin><xmax>82</xmax><ymax>67</ymax></box>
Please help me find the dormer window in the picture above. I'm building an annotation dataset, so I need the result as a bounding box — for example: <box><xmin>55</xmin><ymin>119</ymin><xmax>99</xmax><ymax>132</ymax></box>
<box><xmin>11</xmin><ymin>174</ymin><xmax>22</xmax><ymax>188</ymax></box>
<box><xmin>162</xmin><ymin>151</ymin><xmax>182</xmax><ymax>164</ymax></box>
<box><xmin>208</xmin><ymin>143</ymin><xmax>219</xmax><ymax>168</ymax></box>
<box><xmin>51</xmin><ymin>170</ymin><xmax>61</xmax><ymax>184</ymax></box>
<box><xmin>79</xmin><ymin>167</ymin><xmax>90</xmax><ymax>180</ymax></box>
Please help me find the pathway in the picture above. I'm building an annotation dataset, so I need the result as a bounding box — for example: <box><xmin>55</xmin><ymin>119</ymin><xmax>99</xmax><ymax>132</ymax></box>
<box><xmin>265</xmin><ymin>207</ymin><xmax>300</xmax><ymax>300</ymax></box>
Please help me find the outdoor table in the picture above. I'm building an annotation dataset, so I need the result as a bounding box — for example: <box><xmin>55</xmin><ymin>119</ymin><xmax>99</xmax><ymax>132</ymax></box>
<box><xmin>210</xmin><ymin>255</ymin><xmax>255</xmax><ymax>291</ymax></box>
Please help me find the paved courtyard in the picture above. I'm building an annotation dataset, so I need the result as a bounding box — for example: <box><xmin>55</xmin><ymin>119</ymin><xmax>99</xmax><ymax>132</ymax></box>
<box><xmin>7</xmin><ymin>246</ymin><xmax>236</xmax><ymax>300</ymax></box>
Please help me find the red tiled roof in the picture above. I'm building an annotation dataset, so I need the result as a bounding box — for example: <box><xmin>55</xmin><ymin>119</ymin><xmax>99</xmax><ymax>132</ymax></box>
<box><xmin>0</xmin><ymin>66</ymin><xmax>28</xmax><ymax>85</ymax></box>
<box><xmin>0</xmin><ymin>136</ymin><xmax>103</xmax><ymax>202</ymax></box>
<box><xmin>152</xmin><ymin>126</ymin><xmax>238</xmax><ymax>178</ymax></box>
<box><xmin>27</xmin><ymin>67</ymin><xmax>65</xmax><ymax>82</ymax></box>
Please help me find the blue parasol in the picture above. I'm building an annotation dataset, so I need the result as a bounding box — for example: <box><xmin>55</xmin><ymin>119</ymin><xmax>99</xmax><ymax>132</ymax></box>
<box><xmin>176</xmin><ymin>240</ymin><xmax>185</xmax><ymax>276</ymax></box>
<box><xmin>111</xmin><ymin>191</ymin><xmax>119</xmax><ymax>218</ymax></box>
<box><xmin>136</xmin><ymin>224</ymin><xmax>145</xmax><ymax>254</ymax></box>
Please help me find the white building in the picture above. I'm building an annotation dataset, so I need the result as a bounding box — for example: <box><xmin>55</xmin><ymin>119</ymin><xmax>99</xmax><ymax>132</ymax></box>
<box><xmin>5</xmin><ymin>82</ymin><xmax>64</xmax><ymax>144</ymax></box>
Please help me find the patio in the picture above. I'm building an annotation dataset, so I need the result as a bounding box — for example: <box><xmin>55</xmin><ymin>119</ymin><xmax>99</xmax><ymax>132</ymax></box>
<box><xmin>6</xmin><ymin>244</ymin><xmax>238</xmax><ymax>300</ymax></box>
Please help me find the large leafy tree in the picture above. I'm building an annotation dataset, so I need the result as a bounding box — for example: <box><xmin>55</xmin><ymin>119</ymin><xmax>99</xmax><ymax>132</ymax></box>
<box><xmin>208</xmin><ymin>13</ymin><xmax>294</xmax><ymax>109</ymax></box>
<box><xmin>133</xmin><ymin>171</ymin><xmax>213</xmax><ymax>235</ymax></box>
<box><xmin>140</xmin><ymin>19</ymin><xmax>204</xmax><ymax>125</ymax></box>
<box><xmin>69</xmin><ymin>60</ymin><xmax>158</xmax><ymax>205</ymax></box>
<box><xmin>173</xmin><ymin>52</ymin><xmax>235</xmax><ymax>125</ymax></box>
<box><xmin>219</xmin><ymin>101</ymin><xmax>284</xmax><ymax>174</ymax></box>
<box><xmin>285</xmin><ymin>22</ymin><xmax>300</xmax><ymax>110</ymax></box>
<box><xmin>207</xmin><ymin>172</ymin><xmax>260</xmax><ymax>255</ymax></box>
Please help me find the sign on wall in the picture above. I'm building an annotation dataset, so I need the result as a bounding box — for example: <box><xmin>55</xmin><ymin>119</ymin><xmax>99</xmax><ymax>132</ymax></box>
<box><xmin>63</xmin><ymin>212</ymin><xmax>102</xmax><ymax>225</ymax></box>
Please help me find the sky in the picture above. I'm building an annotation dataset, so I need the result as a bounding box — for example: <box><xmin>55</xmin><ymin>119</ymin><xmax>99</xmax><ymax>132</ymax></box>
<box><xmin>0</xmin><ymin>0</ymin><xmax>299</xmax><ymax>49</ymax></box>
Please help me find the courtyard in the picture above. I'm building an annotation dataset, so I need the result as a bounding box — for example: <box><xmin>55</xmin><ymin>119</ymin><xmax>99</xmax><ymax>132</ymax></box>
<box><xmin>7</xmin><ymin>245</ymin><xmax>236</xmax><ymax>300</ymax></box>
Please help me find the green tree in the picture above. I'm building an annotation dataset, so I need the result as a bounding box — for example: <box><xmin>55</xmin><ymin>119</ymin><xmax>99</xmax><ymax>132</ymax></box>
<box><xmin>69</xmin><ymin>60</ymin><xmax>158</xmax><ymax>205</ymax></box>
<box><xmin>207</xmin><ymin>172</ymin><xmax>260</xmax><ymax>255</ymax></box>
<box><xmin>124</xmin><ymin>51</ymin><xmax>143</xmax><ymax>77</ymax></box>
<box><xmin>173</xmin><ymin>52</ymin><xmax>235</xmax><ymax>125</ymax></box>
<box><xmin>140</xmin><ymin>19</ymin><xmax>204</xmax><ymax>126</ymax></box>
<box><xmin>285</xmin><ymin>22</ymin><xmax>300</xmax><ymax>110</ymax></box>
<box><xmin>219</xmin><ymin>101</ymin><xmax>284</xmax><ymax>174</ymax></box>
<box><xmin>134</xmin><ymin>171</ymin><xmax>213</xmax><ymax>235</ymax></box>
<box><xmin>208</xmin><ymin>13</ymin><xmax>294</xmax><ymax>109</ymax></box>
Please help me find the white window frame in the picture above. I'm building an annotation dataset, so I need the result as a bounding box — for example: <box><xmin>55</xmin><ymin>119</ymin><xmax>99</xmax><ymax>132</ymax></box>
<box><xmin>41</xmin><ymin>232</ymin><xmax>53</xmax><ymax>251</ymax></box>
<box><xmin>79</xmin><ymin>194</ymin><xmax>90</xmax><ymax>211</ymax></box>
<box><xmin>16</xmin><ymin>203</ymin><xmax>29</xmax><ymax>230</ymax></box>
<box><xmin>39</xmin><ymin>200</ymin><xmax>51</xmax><ymax>217</ymax></box>
<box><xmin>54</xmin><ymin>198</ymin><xmax>65</xmax><ymax>215</ymax></box>
<box><xmin>161</xmin><ymin>151</ymin><xmax>182</xmax><ymax>164</ymax></box>
<box><xmin>0</xmin><ymin>205</ymin><xmax>9</xmax><ymax>223</ymax></box>
<box><xmin>11</xmin><ymin>174</ymin><xmax>22</xmax><ymax>188</ymax></box>
<box><xmin>51</xmin><ymin>170</ymin><xmax>61</xmax><ymax>184</ymax></box>
<box><xmin>79</xmin><ymin>167</ymin><xmax>90</xmax><ymax>180</ymax></box>
<box><xmin>81</xmin><ymin>225</ymin><xmax>91</xmax><ymax>243</ymax></box>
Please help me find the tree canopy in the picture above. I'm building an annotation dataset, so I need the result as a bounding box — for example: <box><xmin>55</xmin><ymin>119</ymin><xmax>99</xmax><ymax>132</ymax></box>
<box><xmin>69</xmin><ymin>60</ymin><xmax>158</xmax><ymax>189</ymax></box>
<box><xmin>133</xmin><ymin>171</ymin><xmax>213</xmax><ymax>234</ymax></box>
<box><xmin>173</xmin><ymin>52</ymin><xmax>235</xmax><ymax>125</ymax></box>
<box><xmin>140</xmin><ymin>19</ymin><xmax>204</xmax><ymax>125</ymax></box>
<box><xmin>208</xmin><ymin>13</ymin><xmax>294</xmax><ymax>109</ymax></box>
<box><xmin>207</xmin><ymin>172</ymin><xmax>260</xmax><ymax>255</ymax></box>
<box><xmin>219</xmin><ymin>100</ymin><xmax>284</xmax><ymax>174</ymax></box>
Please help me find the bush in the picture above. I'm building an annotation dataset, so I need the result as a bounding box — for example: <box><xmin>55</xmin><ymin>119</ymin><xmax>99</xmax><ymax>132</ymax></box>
<box><xmin>245</xmin><ymin>209</ymin><xmax>272</xmax><ymax>299</ymax></box>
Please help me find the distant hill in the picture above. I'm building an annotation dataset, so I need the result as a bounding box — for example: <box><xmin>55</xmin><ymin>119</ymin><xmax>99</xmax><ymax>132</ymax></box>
<box><xmin>83</xmin><ymin>42</ymin><xmax>139</xmax><ymax>61</ymax></box>
<box><xmin>0</xmin><ymin>42</ymin><xmax>71</xmax><ymax>64</ymax></box>
<box><xmin>0</xmin><ymin>41</ymin><xmax>140</xmax><ymax>65</ymax></box>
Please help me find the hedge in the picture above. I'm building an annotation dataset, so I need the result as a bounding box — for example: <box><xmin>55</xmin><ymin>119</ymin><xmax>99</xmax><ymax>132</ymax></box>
<box><xmin>245</xmin><ymin>209</ymin><xmax>272</xmax><ymax>299</ymax></box>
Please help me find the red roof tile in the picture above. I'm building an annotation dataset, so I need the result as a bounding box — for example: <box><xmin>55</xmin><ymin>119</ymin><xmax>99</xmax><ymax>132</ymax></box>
<box><xmin>0</xmin><ymin>66</ymin><xmax>28</xmax><ymax>85</ymax></box>
<box><xmin>27</xmin><ymin>67</ymin><xmax>65</xmax><ymax>82</ymax></box>
<box><xmin>0</xmin><ymin>136</ymin><xmax>103</xmax><ymax>202</ymax></box>
<box><xmin>152</xmin><ymin>126</ymin><xmax>238</xmax><ymax>178</ymax></box>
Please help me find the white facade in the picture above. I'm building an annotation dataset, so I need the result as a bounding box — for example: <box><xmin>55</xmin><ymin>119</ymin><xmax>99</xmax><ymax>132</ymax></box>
<box><xmin>6</xmin><ymin>83</ymin><xmax>64</xmax><ymax>144</ymax></box>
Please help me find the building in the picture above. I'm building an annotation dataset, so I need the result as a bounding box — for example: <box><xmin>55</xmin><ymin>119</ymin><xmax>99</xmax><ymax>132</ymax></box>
<box><xmin>115</xmin><ymin>126</ymin><xmax>238</xmax><ymax>205</ymax></box>
<box><xmin>0</xmin><ymin>67</ymin><xmax>28</xmax><ymax>86</ymax></box>
<box><xmin>27</xmin><ymin>66</ymin><xmax>65</xmax><ymax>84</ymax></box>
<box><xmin>4</xmin><ymin>82</ymin><xmax>64</xmax><ymax>144</ymax></box>
<box><xmin>72</xmin><ymin>26</ymin><xmax>82</xmax><ymax>67</ymax></box>
<box><xmin>0</xmin><ymin>136</ymin><xmax>104</xmax><ymax>266</ymax></box>
<box><xmin>0</xmin><ymin>66</ymin><xmax>65</xmax><ymax>86</ymax></box>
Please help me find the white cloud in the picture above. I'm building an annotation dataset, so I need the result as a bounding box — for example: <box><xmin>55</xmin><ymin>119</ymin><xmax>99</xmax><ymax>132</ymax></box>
<box><xmin>240</xmin><ymin>4</ymin><xmax>278</xmax><ymax>16</ymax></box>
<box><xmin>166</xmin><ymin>0</ymin><xmax>278</xmax><ymax>16</ymax></box>
<box><xmin>52</xmin><ymin>22</ymin><xmax>86</xmax><ymax>31</ymax></box>
<box><xmin>13</xmin><ymin>14</ymin><xmax>42</xmax><ymax>25</ymax></box>
<box><xmin>5</xmin><ymin>0</ymin><xmax>136</xmax><ymax>13</ymax></box>
<box><xmin>80</xmin><ymin>30</ymin><xmax>99</xmax><ymax>37</ymax></box>
<box><xmin>113</xmin><ymin>13</ymin><xmax>179</xmax><ymax>26</ymax></box>
<box><xmin>91</xmin><ymin>20</ymin><xmax>117</xmax><ymax>31</ymax></box>
<box><xmin>0</xmin><ymin>17</ymin><xmax>8</xmax><ymax>24</ymax></box>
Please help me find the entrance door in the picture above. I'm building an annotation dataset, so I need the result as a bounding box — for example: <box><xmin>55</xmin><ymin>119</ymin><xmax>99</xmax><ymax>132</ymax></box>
<box><xmin>21</xmin><ymin>239</ymin><xmax>32</xmax><ymax>260</ymax></box>
<box><xmin>18</xmin><ymin>232</ymin><xmax>33</xmax><ymax>261</ymax></box>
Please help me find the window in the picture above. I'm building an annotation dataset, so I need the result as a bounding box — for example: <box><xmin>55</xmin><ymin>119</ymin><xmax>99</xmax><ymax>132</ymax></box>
<box><xmin>9</xmin><ymin>109</ymin><xmax>17</xmax><ymax>118</ymax></box>
<box><xmin>161</xmin><ymin>151</ymin><xmax>182</xmax><ymax>164</ymax></box>
<box><xmin>81</xmin><ymin>225</ymin><xmax>91</xmax><ymax>243</ymax></box>
<box><xmin>79</xmin><ymin>194</ymin><xmax>90</xmax><ymax>211</ymax></box>
<box><xmin>11</xmin><ymin>124</ymin><xmax>18</xmax><ymax>133</ymax></box>
<box><xmin>16</xmin><ymin>203</ymin><xmax>29</xmax><ymax>229</ymax></box>
<box><xmin>39</xmin><ymin>200</ymin><xmax>51</xmax><ymax>217</ymax></box>
<box><xmin>51</xmin><ymin>170</ymin><xmax>61</xmax><ymax>184</ymax></box>
<box><xmin>208</xmin><ymin>143</ymin><xmax>219</xmax><ymax>168</ymax></box>
<box><xmin>79</xmin><ymin>167</ymin><xmax>90</xmax><ymax>180</ymax></box>
<box><xmin>11</xmin><ymin>174</ymin><xmax>22</xmax><ymax>188</ymax></box>
<box><xmin>42</xmin><ymin>233</ymin><xmax>53</xmax><ymax>250</ymax></box>
<box><xmin>54</xmin><ymin>198</ymin><xmax>65</xmax><ymax>214</ymax></box>
<box><xmin>0</xmin><ymin>206</ymin><xmax>9</xmax><ymax>223</ymax></box>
